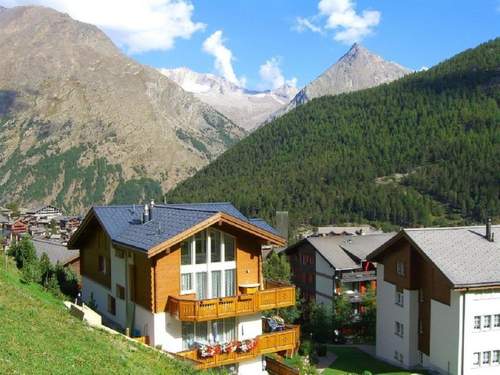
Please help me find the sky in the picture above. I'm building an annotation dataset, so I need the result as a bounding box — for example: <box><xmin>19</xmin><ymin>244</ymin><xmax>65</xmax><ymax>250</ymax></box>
<box><xmin>2</xmin><ymin>0</ymin><xmax>500</xmax><ymax>90</ymax></box>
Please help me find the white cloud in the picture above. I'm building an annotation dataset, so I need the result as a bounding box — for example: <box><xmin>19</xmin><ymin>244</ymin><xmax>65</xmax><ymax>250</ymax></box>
<box><xmin>3</xmin><ymin>0</ymin><xmax>205</xmax><ymax>53</ymax></box>
<box><xmin>202</xmin><ymin>30</ymin><xmax>245</xmax><ymax>87</ymax></box>
<box><xmin>294</xmin><ymin>0</ymin><xmax>381</xmax><ymax>45</ymax></box>
<box><xmin>259</xmin><ymin>57</ymin><xmax>297</xmax><ymax>90</ymax></box>
<box><xmin>419</xmin><ymin>66</ymin><xmax>429</xmax><ymax>71</ymax></box>
<box><xmin>293</xmin><ymin>17</ymin><xmax>323</xmax><ymax>34</ymax></box>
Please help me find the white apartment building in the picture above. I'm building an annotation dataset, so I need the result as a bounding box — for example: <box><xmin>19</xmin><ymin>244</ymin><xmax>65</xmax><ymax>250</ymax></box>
<box><xmin>368</xmin><ymin>222</ymin><xmax>500</xmax><ymax>375</ymax></box>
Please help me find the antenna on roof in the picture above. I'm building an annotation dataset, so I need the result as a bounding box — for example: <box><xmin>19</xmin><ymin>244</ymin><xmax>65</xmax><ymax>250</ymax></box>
<box><xmin>486</xmin><ymin>218</ymin><xmax>494</xmax><ymax>242</ymax></box>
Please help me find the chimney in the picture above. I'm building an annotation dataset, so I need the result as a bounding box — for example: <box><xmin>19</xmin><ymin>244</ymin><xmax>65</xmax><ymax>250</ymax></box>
<box><xmin>275</xmin><ymin>211</ymin><xmax>289</xmax><ymax>240</ymax></box>
<box><xmin>149</xmin><ymin>200</ymin><xmax>155</xmax><ymax>221</ymax></box>
<box><xmin>486</xmin><ymin>218</ymin><xmax>494</xmax><ymax>242</ymax></box>
<box><xmin>143</xmin><ymin>204</ymin><xmax>149</xmax><ymax>223</ymax></box>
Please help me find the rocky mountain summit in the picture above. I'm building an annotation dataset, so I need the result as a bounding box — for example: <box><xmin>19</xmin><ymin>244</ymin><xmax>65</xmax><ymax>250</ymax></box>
<box><xmin>161</xmin><ymin>67</ymin><xmax>298</xmax><ymax>130</ymax></box>
<box><xmin>271</xmin><ymin>43</ymin><xmax>411</xmax><ymax>119</ymax></box>
<box><xmin>0</xmin><ymin>6</ymin><xmax>244</xmax><ymax>212</ymax></box>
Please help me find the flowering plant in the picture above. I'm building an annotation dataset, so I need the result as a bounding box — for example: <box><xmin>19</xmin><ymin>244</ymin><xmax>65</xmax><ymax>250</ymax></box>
<box><xmin>238</xmin><ymin>338</ymin><xmax>257</xmax><ymax>353</ymax></box>
<box><xmin>222</xmin><ymin>341</ymin><xmax>238</xmax><ymax>354</ymax></box>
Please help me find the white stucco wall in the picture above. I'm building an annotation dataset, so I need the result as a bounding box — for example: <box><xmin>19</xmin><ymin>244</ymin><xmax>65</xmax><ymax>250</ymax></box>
<box><xmin>238</xmin><ymin>313</ymin><xmax>263</xmax><ymax>340</ymax></box>
<box><xmin>461</xmin><ymin>290</ymin><xmax>500</xmax><ymax>375</ymax></box>
<box><xmin>375</xmin><ymin>265</ymin><xmax>419</xmax><ymax>368</ymax></box>
<box><xmin>110</xmin><ymin>247</ymin><xmax>127</xmax><ymax>328</ymax></box>
<box><xmin>315</xmin><ymin>252</ymin><xmax>334</xmax><ymax>304</ymax></box>
<box><xmin>238</xmin><ymin>356</ymin><xmax>265</xmax><ymax>375</ymax></box>
<box><xmin>82</xmin><ymin>276</ymin><xmax>113</xmax><ymax>321</ymax></box>
<box><xmin>429</xmin><ymin>291</ymin><xmax>461</xmax><ymax>374</ymax></box>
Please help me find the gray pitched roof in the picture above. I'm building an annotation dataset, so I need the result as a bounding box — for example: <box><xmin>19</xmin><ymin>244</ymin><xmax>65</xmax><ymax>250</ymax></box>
<box><xmin>403</xmin><ymin>226</ymin><xmax>500</xmax><ymax>288</ymax></box>
<box><xmin>33</xmin><ymin>238</ymin><xmax>79</xmax><ymax>265</ymax></box>
<box><xmin>88</xmin><ymin>202</ymin><xmax>281</xmax><ymax>252</ymax></box>
<box><xmin>340</xmin><ymin>233</ymin><xmax>395</xmax><ymax>261</ymax></box>
<box><xmin>300</xmin><ymin>233</ymin><xmax>391</xmax><ymax>270</ymax></box>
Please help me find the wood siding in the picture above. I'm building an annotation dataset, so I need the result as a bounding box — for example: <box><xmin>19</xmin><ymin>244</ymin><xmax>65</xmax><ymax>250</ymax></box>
<box><xmin>287</xmin><ymin>241</ymin><xmax>316</xmax><ymax>302</ymax></box>
<box><xmin>133</xmin><ymin>252</ymin><xmax>152</xmax><ymax>311</ymax></box>
<box><xmin>80</xmin><ymin>222</ymin><xmax>111</xmax><ymax>289</ymax></box>
<box><xmin>153</xmin><ymin>244</ymin><xmax>181</xmax><ymax>313</ymax></box>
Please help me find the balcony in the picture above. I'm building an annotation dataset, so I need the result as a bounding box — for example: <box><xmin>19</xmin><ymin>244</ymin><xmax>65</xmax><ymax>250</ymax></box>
<box><xmin>167</xmin><ymin>281</ymin><xmax>296</xmax><ymax>321</ymax></box>
<box><xmin>341</xmin><ymin>270</ymin><xmax>376</xmax><ymax>283</ymax></box>
<box><xmin>175</xmin><ymin>325</ymin><xmax>300</xmax><ymax>369</ymax></box>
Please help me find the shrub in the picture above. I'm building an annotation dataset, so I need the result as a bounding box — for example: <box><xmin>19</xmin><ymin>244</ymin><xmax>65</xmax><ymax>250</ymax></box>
<box><xmin>299</xmin><ymin>340</ymin><xmax>313</xmax><ymax>356</ymax></box>
<box><xmin>21</xmin><ymin>260</ymin><xmax>42</xmax><ymax>284</ymax></box>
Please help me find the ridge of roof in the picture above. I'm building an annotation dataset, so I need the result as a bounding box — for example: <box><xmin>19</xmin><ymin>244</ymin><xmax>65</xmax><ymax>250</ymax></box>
<box><xmin>404</xmin><ymin>225</ymin><xmax>500</xmax><ymax>232</ymax></box>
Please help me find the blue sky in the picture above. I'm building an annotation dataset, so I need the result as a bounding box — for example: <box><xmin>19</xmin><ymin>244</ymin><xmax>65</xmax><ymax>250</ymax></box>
<box><xmin>4</xmin><ymin>0</ymin><xmax>500</xmax><ymax>90</ymax></box>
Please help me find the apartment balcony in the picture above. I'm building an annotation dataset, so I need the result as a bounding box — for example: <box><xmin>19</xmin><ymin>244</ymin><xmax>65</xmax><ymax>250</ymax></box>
<box><xmin>341</xmin><ymin>270</ymin><xmax>376</xmax><ymax>283</ymax></box>
<box><xmin>175</xmin><ymin>324</ymin><xmax>300</xmax><ymax>369</ymax></box>
<box><xmin>167</xmin><ymin>281</ymin><xmax>296</xmax><ymax>322</ymax></box>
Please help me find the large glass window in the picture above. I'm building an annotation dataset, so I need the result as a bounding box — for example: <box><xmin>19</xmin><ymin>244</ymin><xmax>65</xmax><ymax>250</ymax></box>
<box><xmin>211</xmin><ymin>270</ymin><xmax>222</xmax><ymax>298</ymax></box>
<box><xmin>224</xmin><ymin>234</ymin><xmax>235</xmax><ymax>261</ymax></box>
<box><xmin>196</xmin><ymin>272</ymin><xmax>207</xmax><ymax>300</ymax></box>
<box><xmin>210</xmin><ymin>230</ymin><xmax>221</xmax><ymax>262</ymax></box>
<box><xmin>224</xmin><ymin>317</ymin><xmax>236</xmax><ymax>342</ymax></box>
<box><xmin>182</xmin><ymin>322</ymin><xmax>194</xmax><ymax>350</ymax></box>
<box><xmin>211</xmin><ymin>319</ymin><xmax>224</xmax><ymax>343</ymax></box>
<box><xmin>195</xmin><ymin>232</ymin><xmax>207</xmax><ymax>264</ymax></box>
<box><xmin>494</xmin><ymin>314</ymin><xmax>500</xmax><ymax>328</ymax></box>
<box><xmin>195</xmin><ymin>321</ymin><xmax>208</xmax><ymax>344</ymax></box>
<box><xmin>225</xmin><ymin>269</ymin><xmax>236</xmax><ymax>297</ymax></box>
<box><xmin>181</xmin><ymin>273</ymin><xmax>192</xmax><ymax>293</ymax></box>
<box><xmin>181</xmin><ymin>241</ymin><xmax>192</xmax><ymax>265</ymax></box>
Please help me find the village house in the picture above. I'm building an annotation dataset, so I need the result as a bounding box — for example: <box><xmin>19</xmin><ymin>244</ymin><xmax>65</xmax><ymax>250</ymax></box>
<box><xmin>68</xmin><ymin>202</ymin><xmax>299</xmax><ymax>374</ymax></box>
<box><xmin>32</xmin><ymin>238</ymin><xmax>80</xmax><ymax>276</ymax></box>
<box><xmin>367</xmin><ymin>221</ymin><xmax>500</xmax><ymax>374</ymax></box>
<box><xmin>285</xmin><ymin>233</ymin><xmax>393</xmax><ymax>308</ymax></box>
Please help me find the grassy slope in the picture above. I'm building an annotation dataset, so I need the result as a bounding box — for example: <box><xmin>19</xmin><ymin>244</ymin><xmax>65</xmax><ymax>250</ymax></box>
<box><xmin>0</xmin><ymin>259</ymin><xmax>202</xmax><ymax>375</ymax></box>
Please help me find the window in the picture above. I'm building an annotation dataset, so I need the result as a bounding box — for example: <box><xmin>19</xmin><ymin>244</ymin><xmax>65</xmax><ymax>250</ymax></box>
<box><xmin>395</xmin><ymin>291</ymin><xmax>404</xmax><ymax>307</ymax></box>
<box><xmin>494</xmin><ymin>314</ymin><xmax>500</xmax><ymax>328</ymax></box>
<box><xmin>196</xmin><ymin>272</ymin><xmax>207</xmax><ymax>300</ymax></box>
<box><xmin>211</xmin><ymin>271</ymin><xmax>222</xmax><ymax>298</ymax></box>
<box><xmin>225</xmin><ymin>269</ymin><xmax>236</xmax><ymax>297</ymax></box>
<box><xmin>181</xmin><ymin>241</ymin><xmax>192</xmax><ymax>265</ymax></box>
<box><xmin>116</xmin><ymin>284</ymin><xmax>125</xmax><ymax>300</ymax></box>
<box><xmin>472</xmin><ymin>352</ymin><xmax>480</xmax><ymax>366</ymax></box>
<box><xmin>195</xmin><ymin>320</ymin><xmax>208</xmax><ymax>343</ymax></box>
<box><xmin>396</xmin><ymin>261</ymin><xmax>405</xmax><ymax>276</ymax></box>
<box><xmin>182</xmin><ymin>322</ymin><xmax>194</xmax><ymax>350</ymax></box>
<box><xmin>419</xmin><ymin>288</ymin><xmax>424</xmax><ymax>302</ymax></box>
<box><xmin>98</xmin><ymin>255</ymin><xmax>106</xmax><ymax>274</ymax></box>
<box><xmin>224</xmin><ymin>234</ymin><xmax>235</xmax><ymax>261</ymax></box>
<box><xmin>395</xmin><ymin>321</ymin><xmax>404</xmax><ymax>338</ymax></box>
<box><xmin>210</xmin><ymin>230</ymin><xmax>221</xmax><ymax>262</ymax></box>
<box><xmin>195</xmin><ymin>232</ymin><xmax>207</xmax><ymax>264</ymax></box>
<box><xmin>181</xmin><ymin>273</ymin><xmax>192</xmax><ymax>293</ymax></box>
<box><xmin>483</xmin><ymin>351</ymin><xmax>491</xmax><ymax>366</ymax></box>
<box><xmin>492</xmin><ymin>350</ymin><xmax>500</xmax><ymax>365</ymax></box>
<box><xmin>419</xmin><ymin>320</ymin><xmax>423</xmax><ymax>334</ymax></box>
<box><xmin>483</xmin><ymin>315</ymin><xmax>491</xmax><ymax>329</ymax></box>
<box><xmin>107</xmin><ymin>294</ymin><xmax>116</xmax><ymax>315</ymax></box>
<box><xmin>474</xmin><ymin>316</ymin><xmax>481</xmax><ymax>330</ymax></box>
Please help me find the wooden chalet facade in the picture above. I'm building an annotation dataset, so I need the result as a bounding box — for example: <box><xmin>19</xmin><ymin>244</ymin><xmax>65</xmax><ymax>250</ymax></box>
<box><xmin>69</xmin><ymin>202</ymin><xmax>298</xmax><ymax>374</ymax></box>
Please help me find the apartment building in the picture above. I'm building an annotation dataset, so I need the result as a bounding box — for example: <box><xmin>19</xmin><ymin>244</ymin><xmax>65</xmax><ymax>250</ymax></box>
<box><xmin>367</xmin><ymin>222</ymin><xmax>500</xmax><ymax>374</ymax></box>
<box><xmin>285</xmin><ymin>233</ymin><xmax>393</xmax><ymax>306</ymax></box>
<box><xmin>68</xmin><ymin>202</ymin><xmax>298</xmax><ymax>374</ymax></box>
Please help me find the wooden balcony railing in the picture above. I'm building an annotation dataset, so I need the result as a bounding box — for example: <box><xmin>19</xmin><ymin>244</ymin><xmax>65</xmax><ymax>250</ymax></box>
<box><xmin>175</xmin><ymin>325</ymin><xmax>300</xmax><ymax>369</ymax></box>
<box><xmin>167</xmin><ymin>281</ymin><xmax>296</xmax><ymax>321</ymax></box>
<box><xmin>265</xmin><ymin>355</ymin><xmax>300</xmax><ymax>375</ymax></box>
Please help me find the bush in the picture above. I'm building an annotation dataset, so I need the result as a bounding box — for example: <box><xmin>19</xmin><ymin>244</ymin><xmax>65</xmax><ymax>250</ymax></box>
<box><xmin>9</xmin><ymin>236</ymin><xmax>37</xmax><ymax>269</ymax></box>
<box><xmin>21</xmin><ymin>260</ymin><xmax>42</xmax><ymax>284</ymax></box>
<box><xmin>299</xmin><ymin>340</ymin><xmax>313</xmax><ymax>356</ymax></box>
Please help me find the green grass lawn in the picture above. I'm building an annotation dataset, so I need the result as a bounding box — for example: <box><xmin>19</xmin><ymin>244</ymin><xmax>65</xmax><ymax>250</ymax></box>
<box><xmin>0</xmin><ymin>258</ymin><xmax>208</xmax><ymax>375</ymax></box>
<box><xmin>323</xmin><ymin>347</ymin><xmax>426</xmax><ymax>375</ymax></box>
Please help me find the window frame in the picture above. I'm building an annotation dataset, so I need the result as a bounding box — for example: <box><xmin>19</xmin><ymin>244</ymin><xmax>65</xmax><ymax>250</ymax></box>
<box><xmin>494</xmin><ymin>314</ymin><xmax>500</xmax><ymax>329</ymax></box>
<box><xmin>483</xmin><ymin>315</ymin><xmax>491</xmax><ymax>330</ymax></box>
<box><xmin>396</xmin><ymin>261</ymin><xmax>405</xmax><ymax>277</ymax></box>
<box><xmin>472</xmin><ymin>352</ymin><xmax>480</xmax><ymax>367</ymax></box>
<box><xmin>492</xmin><ymin>350</ymin><xmax>500</xmax><ymax>365</ymax></box>
<box><xmin>107</xmin><ymin>294</ymin><xmax>116</xmax><ymax>316</ymax></box>
<box><xmin>482</xmin><ymin>351</ymin><xmax>491</xmax><ymax>366</ymax></box>
<box><xmin>473</xmin><ymin>315</ymin><xmax>481</xmax><ymax>331</ymax></box>
<box><xmin>116</xmin><ymin>284</ymin><xmax>125</xmax><ymax>300</ymax></box>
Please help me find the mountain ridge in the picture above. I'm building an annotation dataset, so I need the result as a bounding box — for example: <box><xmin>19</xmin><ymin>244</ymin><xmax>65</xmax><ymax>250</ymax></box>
<box><xmin>269</xmin><ymin>43</ymin><xmax>411</xmax><ymax>121</ymax></box>
<box><xmin>0</xmin><ymin>5</ymin><xmax>244</xmax><ymax>213</ymax></box>
<box><xmin>160</xmin><ymin>67</ymin><xmax>298</xmax><ymax>130</ymax></box>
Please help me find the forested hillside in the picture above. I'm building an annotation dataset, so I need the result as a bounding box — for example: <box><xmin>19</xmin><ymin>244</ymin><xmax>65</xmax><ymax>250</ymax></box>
<box><xmin>166</xmin><ymin>39</ymin><xmax>500</xmax><ymax>232</ymax></box>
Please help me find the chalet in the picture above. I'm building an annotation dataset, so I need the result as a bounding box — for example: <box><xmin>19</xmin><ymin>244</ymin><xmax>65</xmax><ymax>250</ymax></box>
<box><xmin>25</xmin><ymin>205</ymin><xmax>63</xmax><ymax>223</ymax></box>
<box><xmin>68</xmin><ymin>202</ymin><xmax>299</xmax><ymax>374</ymax></box>
<box><xmin>285</xmin><ymin>233</ymin><xmax>393</xmax><ymax>308</ymax></box>
<box><xmin>367</xmin><ymin>221</ymin><xmax>500</xmax><ymax>374</ymax></box>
